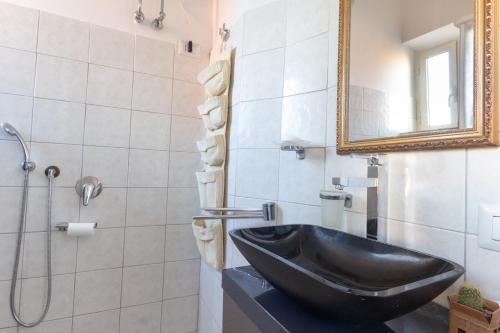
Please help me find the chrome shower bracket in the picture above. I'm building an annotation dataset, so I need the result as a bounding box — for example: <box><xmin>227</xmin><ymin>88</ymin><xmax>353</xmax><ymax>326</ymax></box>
<box><xmin>134</xmin><ymin>0</ymin><xmax>145</xmax><ymax>23</ymax></box>
<box><xmin>281</xmin><ymin>145</ymin><xmax>305</xmax><ymax>160</ymax></box>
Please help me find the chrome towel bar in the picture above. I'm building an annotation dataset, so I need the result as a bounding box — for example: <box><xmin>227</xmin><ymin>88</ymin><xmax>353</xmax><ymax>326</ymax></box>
<box><xmin>193</xmin><ymin>203</ymin><xmax>275</xmax><ymax>221</ymax></box>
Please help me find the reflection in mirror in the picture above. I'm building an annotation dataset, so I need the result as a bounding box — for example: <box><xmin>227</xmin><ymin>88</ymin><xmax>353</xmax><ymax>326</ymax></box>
<box><xmin>348</xmin><ymin>0</ymin><xmax>474</xmax><ymax>142</ymax></box>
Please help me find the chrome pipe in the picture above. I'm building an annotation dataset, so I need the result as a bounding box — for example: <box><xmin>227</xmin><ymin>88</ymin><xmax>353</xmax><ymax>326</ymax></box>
<box><xmin>152</xmin><ymin>0</ymin><xmax>166</xmax><ymax>29</ymax></box>
<box><xmin>194</xmin><ymin>203</ymin><xmax>276</xmax><ymax>222</ymax></box>
<box><xmin>10</xmin><ymin>166</ymin><xmax>59</xmax><ymax>327</ymax></box>
<box><xmin>134</xmin><ymin>0</ymin><xmax>145</xmax><ymax>23</ymax></box>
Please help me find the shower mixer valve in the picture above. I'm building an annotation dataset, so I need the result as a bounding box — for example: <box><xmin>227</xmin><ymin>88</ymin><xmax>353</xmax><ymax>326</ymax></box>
<box><xmin>76</xmin><ymin>176</ymin><xmax>103</xmax><ymax>206</ymax></box>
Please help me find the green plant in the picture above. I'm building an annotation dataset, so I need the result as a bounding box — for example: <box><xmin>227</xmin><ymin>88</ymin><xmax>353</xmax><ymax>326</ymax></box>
<box><xmin>458</xmin><ymin>282</ymin><xmax>483</xmax><ymax>311</ymax></box>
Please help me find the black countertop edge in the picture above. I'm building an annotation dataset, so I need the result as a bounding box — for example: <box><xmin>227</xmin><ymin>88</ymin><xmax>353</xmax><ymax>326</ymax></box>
<box><xmin>222</xmin><ymin>266</ymin><xmax>450</xmax><ymax>333</ymax></box>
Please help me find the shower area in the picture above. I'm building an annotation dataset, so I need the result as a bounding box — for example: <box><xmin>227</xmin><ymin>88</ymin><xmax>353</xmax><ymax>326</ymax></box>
<box><xmin>0</xmin><ymin>0</ymin><xmax>210</xmax><ymax>331</ymax></box>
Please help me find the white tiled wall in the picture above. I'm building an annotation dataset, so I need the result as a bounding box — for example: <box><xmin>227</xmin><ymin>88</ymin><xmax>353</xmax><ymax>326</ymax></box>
<box><xmin>199</xmin><ymin>0</ymin><xmax>500</xmax><ymax>332</ymax></box>
<box><xmin>0</xmin><ymin>1</ymin><xmax>206</xmax><ymax>332</ymax></box>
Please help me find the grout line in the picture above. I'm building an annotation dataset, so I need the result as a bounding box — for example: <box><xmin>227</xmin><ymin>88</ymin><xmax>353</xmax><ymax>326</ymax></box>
<box><xmin>159</xmin><ymin>47</ymin><xmax>177</xmax><ymax>333</ymax></box>
<box><xmin>117</xmin><ymin>37</ymin><xmax>137</xmax><ymax>333</ymax></box>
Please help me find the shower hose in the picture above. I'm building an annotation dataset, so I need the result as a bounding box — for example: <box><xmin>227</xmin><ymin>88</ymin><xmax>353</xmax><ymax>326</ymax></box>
<box><xmin>10</xmin><ymin>166</ymin><xmax>57</xmax><ymax>327</ymax></box>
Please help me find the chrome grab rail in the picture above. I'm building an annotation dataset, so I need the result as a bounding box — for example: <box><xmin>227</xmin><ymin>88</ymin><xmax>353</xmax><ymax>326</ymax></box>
<box><xmin>193</xmin><ymin>203</ymin><xmax>275</xmax><ymax>221</ymax></box>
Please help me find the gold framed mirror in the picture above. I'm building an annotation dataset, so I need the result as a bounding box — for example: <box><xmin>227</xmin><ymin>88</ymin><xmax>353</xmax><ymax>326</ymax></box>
<box><xmin>337</xmin><ymin>0</ymin><xmax>498</xmax><ymax>154</ymax></box>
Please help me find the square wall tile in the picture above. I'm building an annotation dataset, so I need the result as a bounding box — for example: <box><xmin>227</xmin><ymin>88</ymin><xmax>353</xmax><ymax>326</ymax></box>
<box><xmin>135</xmin><ymin>36</ymin><xmax>174</xmax><ymax>77</ymax></box>
<box><xmin>128</xmin><ymin>149</ymin><xmax>169</xmax><ymax>187</ymax></box>
<box><xmin>165</xmin><ymin>224</ymin><xmax>199</xmax><ymax>261</ymax></box>
<box><xmin>80</xmin><ymin>188</ymin><xmax>127</xmax><ymax>228</ymax></box>
<box><xmin>286</xmin><ymin>0</ymin><xmax>330</xmax><ymax>44</ymax></box>
<box><xmin>37</xmin><ymin>12</ymin><xmax>89</xmax><ymax>62</ymax></box>
<box><xmin>230</xmin><ymin>59</ymin><xmax>242</xmax><ymax>106</ymax></box>
<box><xmin>32</xmin><ymin>98</ymin><xmax>85</xmax><ymax>144</ymax></box>
<box><xmin>385</xmin><ymin>219</ymin><xmax>465</xmax><ymax>265</ymax></box>
<box><xmin>126</xmin><ymin>188</ymin><xmax>167</xmax><ymax>227</ymax></box>
<box><xmin>170</xmin><ymin>116</ymin><xmax>205</xmax><ymax>152</ymax></box>
<box><xmin>467</xmin><ymin>147</ymin><xmax>500</xmax><ymax>233</ymax></box>
<box><xmin>132</xmin><ymin>73</ymin><xmax>172</xmax><ymax>114</ymax></box>
<box><xmin>466</xmin><ymin>235</ymin><xmax>500</xmax><ymax>301</ymax></box>
<box><xmin>379</xmin><ymin>150</ymin><xmax>466</xmax><ymax>232</ymax></box>
<box><xmin>0</xmin><ymin>2</ymin><xmax>38</xmax><ymax>51</ymax></box>
<box><xmin>20</xmin><ymin>274</ymin><xmax>74</xmax><ymax>322</ymax></box>
<box><xmin>124</xmin><ymin>226</ymin><xmax>165</xmax><ymax>266</ymax></box>
<box><xmin>0</xmin><ymin>93</ymin><xmax>33</xmax><ymax>142</ymax></box>
<box><xmin>121</xmin><ymin>263</ymin><xmax>163</xmax><ymax>307</ymax></box>
<box><xmin>166</xmin><ymin>188</ymin><xmax>200</xmax><ymax>224</ymax></box>
<box><xmin>162</xmin><ymin>296</ymin><xmax>198</xmax><ymax>333</ymax></box>
<box><xmin>172</xmin><ymin>80</ymin><xmax>205</xmax><ymax>118</ymax></box>
<box><xmin>0</xmin><ymin>46</ymin><xmax>36</xmax><ymax>96</ymax></box>
<box><xmin>278</xmin><ymin>201</ymin><xmax>321</xmax><ymax>225</ymax></box>
<box><xmin>22</xmin><ymin>232</ymin><xmax>76</xmax><ymax>277</ymax></box>
<box><xmin>73</xmin><ymin>309</ymin><xmax>120</xmax><ymax>333</ymax></box>
<box><xmin>283</xmin><ymin>34</ymin><xmax>329</xmax><ymax>96</ymax></box>
<box><xmin>35</xmin><ymin>54</ymin><xmax>88</xmax><ymax>102</ymax></box>
<box><xmin>74</xmin><ymin>268</ymin><xmax>122</xmax><ymax>315</ymax></box>
<box><xmin>279</xmin><ymin>148</ymin><xmax>325</xmax><ymax>206</ymax></box>
<box><xmin>281</xmin><ymin>90</ymin><xmax>328</xmax><ymax>146</ymax></box>
<box><xmin>130</xmin><ymin>111</ymin><xmax>170</xmax><ymax>150</ymax></box>
<box><xmin>174</xmin><ymin>53</ymin><xmax>208</xmax><ymax>83</ymax></box>
<box><xmin>0</xmin><ymin>141</ymin><xmax>26</xmax><ymax>186</ymax></box>
<box><xmin>240</xmin><ymin>48</ymin><xmax>284</xmax><ymax>101</ymax></box>
<box><xmin>164</xmin><ymin>259</ymin><xmax>200</xmax><ymax>299</ymax></box>
<box><xmin>84</xmin><ymin>105</ymin><xmax>131</xmax><ymax>148</ymax></box>
<box><xmin>242</xmin><ymin>0</ymin><xmax>286</xmax><ymax>55</ymax></box>
<box><xmin>76</xmin><ymin>228</ymin><xmax>124</xmax><ymax>271</ymax></box>
<box><xmin>328</xmin><ymin>0</ymin><xmax>340</xmax><ymax>88</ymax></box>
<box><xmin>0</xmin><ymin>187</ymin><xmax>24</xmax><ymax>233</ymax></box>
<box><xmin>238</xmin><ymin>99</ymin><xmax>282</xmax><ymax>149</ymax></box>
<box><xmin>83</xmin><ymin>146</ymin><xmax>129</xmax><ymax>187</ymax></box>
<box><xmin>89</xmin><ymin>25</ymin><xmax>134</xmax><ymax>70</ymax></box>
<box><xmin>30</xmin><ymin>142</ymin><xmax>83</xmax><ymax>187</ymax></box>
<box><xmin>168</xmin><ymin>152</ymin><xmax>202</xmax><ymax>188</ymax></box>
<box><xmin>0</xmin><ymin>233</ymin><xmax>18</xmax><ymax>280</ymax></box>
<box><xmin>236</xmin><ymin>149</ymin><xmax>280</xmax><ymax>200</ymax></box>
<box><xmin>228</xmin><ymin>105</ymin><xmax>239</xmax><ymax>150</ymax></box>
<box><xmin>120</xmin><ymin>302</ymin><xmax>162</xmax><ymax>333</ymax></box>
<box><xmin>26</xmin><ymin>187</ymin><xmax>80</xmax><ymax>232</ymax></box>
<box><xmin>326</xmin><ymin>87</ymin><xmax>337</xmax><ymax>146</ymax></box>
<box><xmin>87</xmin><ymin>64</ymin><xmax>133</xmax><ymax>109</ymax></box>
<box><xmin>0</xmin><ymin>280</ymin><xmax>18</xmax><ymax>328</ymax></box>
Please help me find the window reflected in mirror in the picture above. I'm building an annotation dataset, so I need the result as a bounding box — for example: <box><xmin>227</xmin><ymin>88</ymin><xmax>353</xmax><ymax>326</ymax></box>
<box><xmin>348</xmin><ymin>0</ymin><xmax>474</xmax><ymax>142</ymax></box>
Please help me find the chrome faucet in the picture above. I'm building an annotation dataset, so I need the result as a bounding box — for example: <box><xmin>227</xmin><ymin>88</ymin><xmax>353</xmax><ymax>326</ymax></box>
<box><xmin>75</xmin><ymin>177</ymin><xmax>103</xmax><ymax>206</ymax></box>
<box><xmin>332</xmin><ymin>156</ymin><xmax>382</xmax><ymax>240</ymax></box>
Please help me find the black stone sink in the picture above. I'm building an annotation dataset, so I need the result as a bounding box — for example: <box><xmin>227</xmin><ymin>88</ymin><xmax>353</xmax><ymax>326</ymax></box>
<box><xmin>229</xmin><ymin>225</ymin><xmax>464</xmax><ymax>325</ymax></box>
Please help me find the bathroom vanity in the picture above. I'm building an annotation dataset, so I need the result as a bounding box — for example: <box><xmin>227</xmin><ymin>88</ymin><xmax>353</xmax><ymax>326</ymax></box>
<box><xmin>222</xmin><ymin>266</ymin><xmax>450</xmax><ymax>333</ymax></box>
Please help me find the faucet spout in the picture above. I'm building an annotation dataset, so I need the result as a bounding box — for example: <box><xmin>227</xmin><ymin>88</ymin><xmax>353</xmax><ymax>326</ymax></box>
<box><xmin>76</xmin><ymin>177</ymin><xmax>103</xmax><ymax>207</ymax></box>
<box><xmin>82</xmin><ymin>183</ymin><xmax>95</xmax><ymax>206</ymax></box>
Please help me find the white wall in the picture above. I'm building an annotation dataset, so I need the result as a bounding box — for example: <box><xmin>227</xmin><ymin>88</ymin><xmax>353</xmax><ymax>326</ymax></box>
<box><xmin>0</xmin><ymin>1</ymin><xmax>207</xmax><ymax>331</ymax></box>
<box><xmin>2</xmin><ymin>0</ymin><xmax>214</xmax><ymax>49</ymax></box>
<box><xmin>402</xmin><ymin>0</ymin><xmax>473</xmax><ymax>42</ymax></box>
<box><xmin>199</xmin><ymin>1</ymin><xmax>500</xmax><ymax>333</ymax></box>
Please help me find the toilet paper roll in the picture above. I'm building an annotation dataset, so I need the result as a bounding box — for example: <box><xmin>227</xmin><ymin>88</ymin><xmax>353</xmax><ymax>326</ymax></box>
<box><xmin>67</xmin><ymin>223</ymin><xmax>97</xmax><ymax>236</ymax></box>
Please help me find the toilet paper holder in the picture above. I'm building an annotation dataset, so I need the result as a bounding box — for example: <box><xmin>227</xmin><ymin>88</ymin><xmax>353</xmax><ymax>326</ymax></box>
<box><xmin>55</xmin><ymin>222</ymin><xmax>98</xmax><ymax>231</ymax></box>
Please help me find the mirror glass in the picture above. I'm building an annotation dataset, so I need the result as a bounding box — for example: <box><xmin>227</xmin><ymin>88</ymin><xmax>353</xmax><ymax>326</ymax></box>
<box><xmin>348</xmin><ymin>0</ymin><xmax>474</xmax><ymax>142</ymax></box>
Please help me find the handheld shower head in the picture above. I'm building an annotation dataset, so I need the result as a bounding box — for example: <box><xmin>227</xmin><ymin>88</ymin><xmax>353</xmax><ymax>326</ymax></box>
<box><xmin>1</xmin><ymin>122</ymin><xmax>18</xmax><ymax>136</ymax></box>
<box><xmin>0</xmin><ymin>122</ymin><xmax>35</xmax><ymax>171</ymax></box>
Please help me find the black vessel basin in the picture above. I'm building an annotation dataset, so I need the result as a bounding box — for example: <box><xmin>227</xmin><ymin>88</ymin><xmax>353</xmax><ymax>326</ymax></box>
<box><xmin>229</xmin><ymin>225</ymin><xmax>464</xmax><ymax>324</ymax></box>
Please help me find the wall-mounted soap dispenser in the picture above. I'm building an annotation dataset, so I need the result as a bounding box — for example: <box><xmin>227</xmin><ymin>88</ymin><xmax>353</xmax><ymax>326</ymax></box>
<box><xmin>319</xmin><ymin>190</ymin><xmax>352</xmax><ymax>231</ymax></box>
